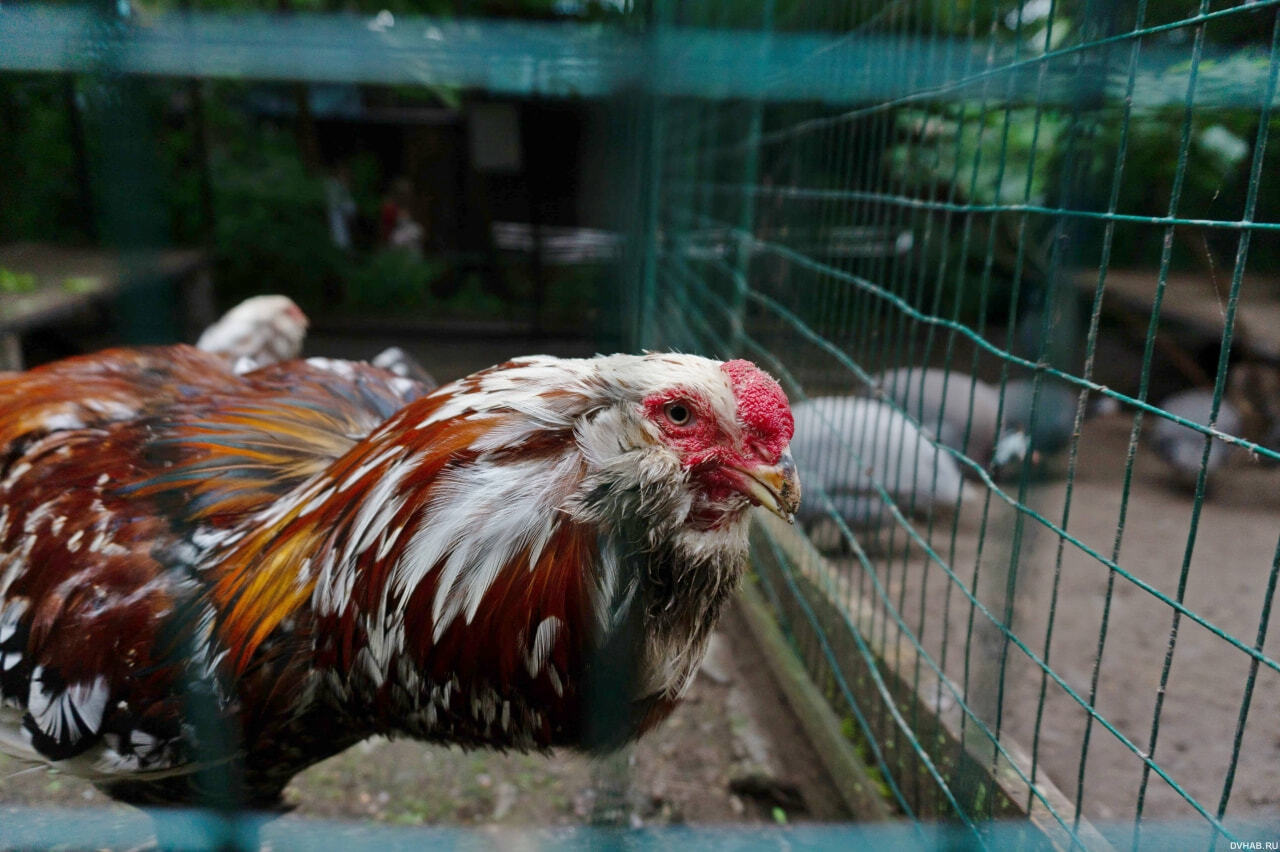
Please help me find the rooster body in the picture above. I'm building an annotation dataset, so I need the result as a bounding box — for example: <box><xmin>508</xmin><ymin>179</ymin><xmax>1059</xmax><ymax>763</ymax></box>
<box><xmin>0</xmin><ymin>347</ymin><xmax>796</xmax><ymax>808</ymax></box>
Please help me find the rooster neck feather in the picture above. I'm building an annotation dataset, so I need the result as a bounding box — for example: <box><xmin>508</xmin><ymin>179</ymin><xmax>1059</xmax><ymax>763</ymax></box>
<box><xmin>211</xmin><ymin>354</ymin><xmax>754</xmax><ymax>747</ymax></box>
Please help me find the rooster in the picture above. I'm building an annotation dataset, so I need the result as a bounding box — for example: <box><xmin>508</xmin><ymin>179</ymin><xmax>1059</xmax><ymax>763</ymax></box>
<box><xmin>0</xmin><ymin>347</ymin><xmax>798</xmax><ymax>809</ymax></box>
<box><xmin>196</xmin><ymin>295</ymin><xmax>309</xmax><ymax>374</ymax></box>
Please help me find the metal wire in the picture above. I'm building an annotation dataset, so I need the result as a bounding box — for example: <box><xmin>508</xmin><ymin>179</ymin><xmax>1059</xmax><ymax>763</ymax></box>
<box><xmin>639</xmin><ymin>0</ymin><xmax>1280</xmax><ymax>845</ymax></box>
<box><xmin>4</xmin><ymin>0</ymin><xmax>1280</xmax><ymax>847</ymax></box>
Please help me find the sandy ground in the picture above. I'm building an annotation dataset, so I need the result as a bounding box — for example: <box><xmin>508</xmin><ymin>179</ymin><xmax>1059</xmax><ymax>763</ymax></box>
<box><xmin>818</xmin><ymin>411</ymin><xmax>1280</xmax><ymax>827</ymax></box>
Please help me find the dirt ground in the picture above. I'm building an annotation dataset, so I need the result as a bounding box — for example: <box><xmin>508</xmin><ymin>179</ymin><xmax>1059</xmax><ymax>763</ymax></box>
<box><xmin>821</xmin><ymin>410</ymin><xmax>1280</xmax><ymax>826</ymax></box>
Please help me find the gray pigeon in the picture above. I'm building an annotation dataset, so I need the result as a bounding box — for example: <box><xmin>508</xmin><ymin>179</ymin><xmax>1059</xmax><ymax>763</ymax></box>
<box><xmin>1152</xmin><ymin>389</ymin><xmax>1242</xmax><ymax>488</ymax></box>
<box><xmin>878</xmin><ymin>370</ymin><xmax>1100</xmax><ymax>481</ymax></box>
<box><xmin>877</xmin><ymin>367</ymin><xmax>1002</xmax><ymax>469</ymax></box>
<box><xmin>990</xmin><ymin>378</ymin><xmax>1083</xmax><ymax>478</ymax></box>
<box><xmin>791</xmin><ymin>396</ymin><xmax>969</xmax><ymax>536</ymax></box>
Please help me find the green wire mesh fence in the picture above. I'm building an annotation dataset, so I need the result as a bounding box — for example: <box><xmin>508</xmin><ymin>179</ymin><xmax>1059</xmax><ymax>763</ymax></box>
<box><xmin>631</xmin><ymin>0</ymin><xmax>1280</xmax><ymax>849</ymax></box>
<box><xmin>3</xmin><ymin>0</ymin><xmax>1280</xmax><ymax>849</ymax></box>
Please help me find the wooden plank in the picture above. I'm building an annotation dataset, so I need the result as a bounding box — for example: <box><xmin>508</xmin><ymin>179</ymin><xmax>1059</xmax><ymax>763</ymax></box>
<box><xmin>1075</xmin><ymin>267</ymin><xmax>1280</xmax><ymax>362</ymax></box>
<box><xmin>0</xmin><ymin>242</ymin><xmax>205</xmax><ymax>334</ymax></box>
<box><xmin>735</xmin><ymin>578</ymin><xmax>898</xmax><ymax>823</ymax></box>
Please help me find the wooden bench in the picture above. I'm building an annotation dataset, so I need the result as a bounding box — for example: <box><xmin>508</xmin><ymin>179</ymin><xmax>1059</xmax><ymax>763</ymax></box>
<box><xmin>0</xmin><ymin>242</ymin><xmax>213</xmax><ymax>370</ymax></box>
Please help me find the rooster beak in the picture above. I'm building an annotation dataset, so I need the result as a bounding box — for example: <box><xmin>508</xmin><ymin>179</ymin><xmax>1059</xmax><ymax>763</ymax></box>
<box><xmin>736</xmin><ymin>449</ymin><xmax>802</xmax><ymax>524</ymax></box>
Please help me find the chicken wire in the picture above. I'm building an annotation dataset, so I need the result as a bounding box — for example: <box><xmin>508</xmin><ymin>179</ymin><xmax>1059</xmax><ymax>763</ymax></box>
<box><xmin>631</xmin><ymin>0</ymin><xmax>1280</xmax><ymax>849</ymax></box>
<box><xmin>3</xmin><ymin>0</ymin><xmax>1280</xmax><ymax>849</ymax></box>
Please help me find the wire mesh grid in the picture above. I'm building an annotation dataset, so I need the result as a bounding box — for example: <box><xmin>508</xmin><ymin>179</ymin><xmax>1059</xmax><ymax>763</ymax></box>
<box><xmin>1</xmin><ymin>0</ymin><xmax>1280</xmax><ymax>848</ymax></box>
<box><xmin>635</xmin><ymin>0</ymin><xmax>1280</xmax><ymax>848</ymax></box>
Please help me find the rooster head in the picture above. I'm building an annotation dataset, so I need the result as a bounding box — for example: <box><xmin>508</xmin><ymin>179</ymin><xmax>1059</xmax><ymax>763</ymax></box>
<box><xmin>636</xmin><ymin>356</ymin><xmax>798</xmax><ymax>525</ymax></box>
<box><xmin>555</xmin><ymin>353</ymin><xmax>800</xmax><ymax>540</ymax></box>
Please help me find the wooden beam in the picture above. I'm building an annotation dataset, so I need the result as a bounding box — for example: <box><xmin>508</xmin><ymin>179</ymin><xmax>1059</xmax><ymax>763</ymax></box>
<box><xmin>735</xmin><ymin>578</ymin><xmax>898</xmax><ymax>823</ymax></box>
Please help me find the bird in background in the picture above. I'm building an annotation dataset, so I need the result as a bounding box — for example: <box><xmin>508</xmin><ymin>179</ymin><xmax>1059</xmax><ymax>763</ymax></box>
<box><xmin>797</xmin><ymin>361</ymin><xmax>1127</xmax><ymax>549</ymax></box>
<box><xmin>1151</xmin><ymin>389</ymin><xmax>1243</xmax><ymax>491</ymax></box>
<box><xmin>790</xmin><ymin>395</ymin><xmax>972</xmax><ymax>544</ymax></box>
<box><xmin>987</xmin><ymin>378</ymin><xmax>1082</xmax><ymax>477</ymax></box>
<box><xmin>876</xmin><ymin>367</ymin><xmax>1002</xmax><ymax>470</ymax></box>
<box><xmin>0</xmin><ymin>347</ymin><xmax>798</xmax><ymax>809</ymax></box>
<box><xmin>196</xmin><ymin>295</ymin><xmax>309</xmax><ymax>374</ymax></box>
<box><xmin>874</xmin><ymin>367</ymin><xmax>1115</xmax><ymax>483</ymax></box>
<box><xmin>1229</xmin><ymin>360</ymin><xmax>1280</xmax><ymax>466</ymax></box>
<box><xmin>196</xmin><ymin>297</ymin><xmax>438</xmax><ymax>393</ymax></box>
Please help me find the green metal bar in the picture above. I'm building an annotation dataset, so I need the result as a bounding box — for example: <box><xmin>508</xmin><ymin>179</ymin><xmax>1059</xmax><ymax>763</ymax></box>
<box><xmin>1208</xmin><ymin>23</ymin><xmax>1280</xmax><ymax>843</ymax></box>
<box><xmin>986</xmin><ymin>0</ymin><xmax>1080</xmax><ymax>814</ymax></box>
<box><xmin>758</xmin><ymin>529</ymin><xmax>969</xmax><ymax>838</ymax></box>
<box><xmin>938</xmin><ymin>0</ymin><xmax>1010</xmax><ymax>778</ymax></box>
<box><xmin>5</xmin><ymin>8</ymin><xmax>1280</xmax><ymax>106</ymax></box>
<box><xmin>916</xmin><ymin>2</ymin><xmax>993</xmax><ymax>773</ymax></box>
<box><xmin>726</xmin><ymin>0</ymin><xmax>771</xmax><ymax>356</ymax></box>
<box><xmin>1082</xmin><ymin>0</ymin><xmax>1210</xmax><ymax>829</ymax></box>
<box><xmin>634</xmin><ymin>1</ymin><xmax>670</xmax><ymax>350</ymax></box>
<box><xmin>1133</xmin><ymin>3</ymin><xmax>1280</xmax><ymax>840</ymax></box>
<box><xmin>1029</xmin><ymin>0</ymin><xmax>1149</xmax><ymax>816</ymax></box>
<box><xmin>1213</xmin><ymin>534</ymin><xmax>1280</xmax><ymax>829</ymax></box>
<box><xmin>671</xmin><ymin>184</ymin><xmax>1280</xmax><ymax>232</ymax></box>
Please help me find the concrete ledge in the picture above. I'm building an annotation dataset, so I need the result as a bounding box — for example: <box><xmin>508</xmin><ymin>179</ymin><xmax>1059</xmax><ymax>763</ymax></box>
<box><xmin>735</xmin><ymin>578</ymin><xmax>897</xmax><ymax>823</ymax></box>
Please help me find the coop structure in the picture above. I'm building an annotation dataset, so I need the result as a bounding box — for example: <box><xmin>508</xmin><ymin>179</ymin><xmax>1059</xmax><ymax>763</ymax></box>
<box><xmin>3</xmin><ymin>1</ymin><xmax>1280</xmax><ymax>849</ymax></box>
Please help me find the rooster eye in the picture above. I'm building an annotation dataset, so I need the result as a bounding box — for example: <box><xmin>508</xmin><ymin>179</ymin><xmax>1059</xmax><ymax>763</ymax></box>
<box><xmin>665</xmin><ymin>402</ymin><xmax>693</xmax><ymax>426</ymax></box>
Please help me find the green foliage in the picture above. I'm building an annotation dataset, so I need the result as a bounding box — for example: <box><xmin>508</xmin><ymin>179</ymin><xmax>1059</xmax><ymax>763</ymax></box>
<box><xmin>541</xmin><ymin>263</ymin><xmax>604</xmax><ymax>327</ymax></box>
<box><xmin>841</xmin><ymin>716</ymin><xmax>895</xmax><ymax>803</ymax></box>
<box><xmin>918</xmin><ymin>0</ymin><xmax>1045</xmax><ymax>37</ymax></box>
<box><xmin>1090</xmin><ymin>108</ymin><xmax>1256</xmax><ymax>267</ymax></box>
<box><xmin>882</xmin><ymin>66</ymin><xmax>1266</xmax><ymax>310</ymax></box>
<box><xmin>887</xmin><ymin>107</ymin><xmax>1071</xmax><ymax>207</ymax></box>
<box><xmin>0</xmin><ymin>71</ymin><xmax>601</xmax><ymax>324</ymax></box>
<box><xmin>61</xmin><ymin>276</ymin><xmax>99</xmax><ymax>294</ymax></box>
<box><xmin>209</xmin><ymin>121</ymin><xmax>343</xmax><ymax>311</ymax></box>
<box><xmin>444</xmin><ymin>272</ymin><xmax>512</xmax><ymax>319</ymax></box>
<box><xmin>0</xmin><ymin>77</ymin><xmax>88</xmax><ymax>243</ymax></box>
<box><xmin>0</xmin><ymin>268</ymin><xmax>38</xmax><ymax>294</ymax></box>
<box><xmin>341</xmin><ymin>250</ymin><xmax>445</xmax><ymax>311</ymax></box>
